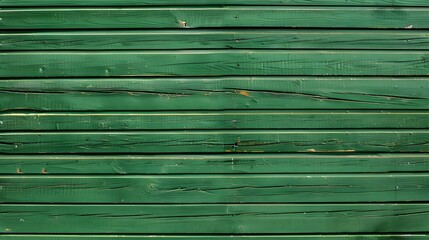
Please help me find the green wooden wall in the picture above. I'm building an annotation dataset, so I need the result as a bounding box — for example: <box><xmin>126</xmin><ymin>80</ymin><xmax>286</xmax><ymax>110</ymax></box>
<box><xmin>0</xmin><ymin>0</ymin><xmax>429</xmax><ymax>239</ymax></box>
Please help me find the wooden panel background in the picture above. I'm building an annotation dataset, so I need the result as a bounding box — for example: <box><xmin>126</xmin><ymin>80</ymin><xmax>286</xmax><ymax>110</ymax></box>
<box><xmin>0</xmin><ymin>0</ymin><xmax>428</xmax><ymax>239</ymax></box>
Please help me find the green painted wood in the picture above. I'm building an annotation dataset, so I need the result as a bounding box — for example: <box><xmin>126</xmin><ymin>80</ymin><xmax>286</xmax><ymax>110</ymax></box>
<box><xmin>2</xmin><ymin>130</ymin><xmax>429</xmax><ymax>154</ymax></box>
<box><xmin>2</xmin><ymin>51</ymin><xmax>429</xmax><ymax>78</ymax></box>
<box><xmin>2</xmin><ymin>30</ymin><xmax>429</xmax><ymax>50</ymax></box>
<box><xmin>1</xmin><ymin>7</ymin><xmax>429</xmax><ymax>30</ymax></box>
<box><xmin>1</xmin><ymin>154</ymin><xmax>428</xmax><ymax>174</ymax></box>
<box><xmin>2</xmin><ymin>111</ymin><xmax>429</xmax><ymax>131</ymax></box>
<box><xmin>2</xmin><ymin>0</ymin><xmax>429</xmax><ymax>7</ymax></box>
<box><xmin>1</xmin><ymin>78</ymin><xmax>429</xmax><ymax>111</ymax></box>
<box><xmin>1</xmin><ymin>204</ymin><xmax>429</xmax><ymax>233</ymax></box>
<box><xmin>1</xmin><ymin>174</ymin><xmax>428</xmax><ymax>203</ymax></box>
<box><xmin>1</xmin><ymin>0</ymin><xmax>428</xmax><ymax>237</ymax></box>
<box><xmin>1</xmin><ymin>235</ymin><xmax>428</xmax><ymax>240</ymax></box>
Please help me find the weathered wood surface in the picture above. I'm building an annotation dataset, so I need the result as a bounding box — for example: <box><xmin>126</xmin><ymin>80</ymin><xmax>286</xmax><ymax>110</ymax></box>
<box><xmin>1</xmin><ymin>154</ymin><xmax>428</xmax><ymax>174</ymax></box>
<box><xmin>1</xmin><ymin>0</ymin><xmax>428</xmax><ymax>238</ymax></box>
<box><xmin>1</xmin><ymin>78</ymin><xmax>429</xmax><ymax>111</ymax></box>
<box><xmin>2</xmin><ymin>0</ymin><xmax>429</xmax><ymax>6</ymax></box>
<box><xmin>1</xmin><ymin>131</ymin><xmax>429</xmax><ymax>154</ymax></box>
<box><xmin>2</xmin><ymin>235</ymin><xmax>428</xmax><ymax>240</ymax></box>
<box><xmin>1</xmin><ymin>204</ymin><xmax>429</xmax><ymax>233</ymax></box>
<box><xmin>1</xmin><ymin>174</ymin><xmax>428</xmax><ymax>203</ymax></box>
<box><xmin>2</xmin><ymin>30</ymin><xmax>429</xmax><ymax>50</ymax></box>
<box><xmin>2</xmin><ymin>111</ymin><xmax>429</xmax><ymax>131</ymax></box>
<box><xmin>1</xmin><ymin>7</ymin><xmax>429</xmax><ymax>30</ymax></box>
<box><xmin>1</xmin><ymin>51</ymin><xmax>429</xmax><ymax>77</ymax></box>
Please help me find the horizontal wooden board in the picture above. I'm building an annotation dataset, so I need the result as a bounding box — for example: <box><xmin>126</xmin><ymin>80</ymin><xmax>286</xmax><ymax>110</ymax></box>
<box><xmin>1</xmin><ymin>7</ymin><xmax>429</xmax><ymax>30</ymax></box>
<box><xmin>3</xmin><ymin>235</ymin><xmax>429</xmax><ymax>240</ymax></box>
<box><xmin>2</xmin><ymin>111</ymin><xmax>429</xmax><ymax>130</ymax></box>
<box><xmin>1</xmin><ymin>154</ymin><xmax>428</xmax><ymax>174</ymax></box>
<box><xmin>2</xmin><ymin>130</ymin><xmax>429</xmax><ymax>154</ymax></box>
<box><xmin>1</xmin><ymin>78</ymin><xmax>429</xmax><ymax>110</ymax></box>
<box><xmin>2</xmin><ymin>0</ymin><xmax>429</xmax><ymax>7</ymax></box>
<box><xmin>0</xmin><ymin>80</ymin><xmax>427</xmax><ymax>111</ymax></box>
<box><xmin>1</xmin><ymin>204</ymin><xmax>429</xmax><ymax>233</ymax></box>
<box><xmin>2</xmin><ymin>30</ymin><xmax>429</xmax><ymax>50</ymax></box>
<box><xmin>1</xmin><ymin>235</ymin><xmax>428</xmax><ymax>240</ymax></box>
<box><xmin>1</xmin><ymin>50</ymin><xmax>429</xmax><ymax>77</ymax></box>
<box><xmin>1</xmin><ymin>174</ymin><xmax>428</xmax><ymax>203</ymax></box>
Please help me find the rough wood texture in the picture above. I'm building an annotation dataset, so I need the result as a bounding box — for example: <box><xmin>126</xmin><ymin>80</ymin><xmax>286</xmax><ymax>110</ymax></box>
<box><xmin>1</xmin><ymin>0</ymin><xmax>428</xmax><ymax>238</ymax></box>
<box><xmin>2</xmin><ymin>0</ymin><xmax>429</xmax><ymax>6</ymax></box>
<box><xmin>1</xmin><ymin>235</ymin><xmax>428</xmax><ymax>239</ymax></box>
<box><xmin>1</xmin><ymin>131</ymin><xmax>429</xmax><ymax>154</ymax></box>
<box><xmin>2</xmin><ymin>111</ymin><xmax>429</xmax><ymax>131</ymax></box>
<box><xmin>1</xmin><ymin>154</ymin><xmax>428</xmax><ymax>174</ymax></box>
<box><xmin>1</xmin><ymin>51</ymin><xmax>429</xmax><ymax>77</ymax></box>
<box><xmin>1</xmin><ymin>7</ymin><xmax>429</xmax><ymax>29</ymax></box>
<box><xmin>1</xmin><ymin>174</ymin><xmax>428</xmax><ymax>203</ymax></box>
<box><xmin>1</xmin><ymin>204</ymin><xmax>429</xmax><ymax>233</ymax></box>
<box><xmin>2</xmin><ymin>30</ymin><xmax>429</xmax><ymax>50</ymax></box>
<box><xmin>1</xmin><ymin>78</ymin><xmax>429</xmax><ymax>111</ymax></box>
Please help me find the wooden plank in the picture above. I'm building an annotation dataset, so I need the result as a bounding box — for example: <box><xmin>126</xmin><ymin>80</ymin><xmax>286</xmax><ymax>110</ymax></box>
<box><xmin>1</xmin><ymin>174</ymin><xmax>428</xmax><ymax>203</ymax></box>
<box><xmin>2</xmin><ymin>130</ymin><xmax>429</xmax><ymax>154</ymax></box>
<box><xmin>1</xmin><ymin>7</ymin><xmax>429</xmax><ymax>30</ymax></box>
<box><xmin>1</xmin><ymin>50</ymin><xmax>429</xmax><ymax>77</ymax></box>
<box><xmin>1</xmin><ymin>235</ymin><xmax>428</xmax><ymax>239</ymax></box>
<box><xmin>1</xmin><ymin>78</ymin><xmax>429</xmax><ymax>111</ymax></box>
<box><xmin>1</xmin><ymin>154</ymin><xmax>428</xmax><ymax>174</ymax></box>
<box><xmin>1</xmin><ymin>204</ymin><xmax>428</xmax><ymax>233</ymax></box>
<box><xmin>2</xmin><ymin>0</ymin><xmax>429</xmax><ymax>7</ymax></box>
<box><xmin>2</xmin><ymin>30</ymin><xmax>429</xmax><ymax>50</ymax></box>
<box><xmin>2</xmin><ymin>111</ymin><xmax>429</xmax><ymax>131</ymax></box>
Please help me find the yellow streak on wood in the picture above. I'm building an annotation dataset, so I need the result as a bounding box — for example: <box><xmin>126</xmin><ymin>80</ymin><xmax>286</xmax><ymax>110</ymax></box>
<box><xmin>238</xmin><ymin>90</ymin><xmax>251</xmax><ymax>97</ymax></box>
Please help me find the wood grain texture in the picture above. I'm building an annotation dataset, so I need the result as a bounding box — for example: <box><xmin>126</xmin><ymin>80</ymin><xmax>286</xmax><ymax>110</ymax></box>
<box><xmin>2</xmin><ymin>0</ymin><xmax>429</xmax><ymax>237</ymax></box>
<box><xmin>2</xmin><ymin>0</ymin><xmax>429</xmax><ymax>7</ymax></box>
<box><xmin>1</xmin><ymin>204</ymin><xmax>429</xmax><ymax>233</ymax></box>
<box><xmin>2</xmin><ymin>111</ymin><xmax>429</xmax><ymax>131</ymax></box>
<box><xmin>1</xmin><ymin>235</ymin><xmax>428</xmax><ymax>240</ymax></box>
<box><xmin>1</xmin><ymin>154</ymin><xmax>428</xmax><ymax>174</ymax></box>
<box><xmin>2</xmin><ymin>30</ymin><xmax>429</xmax><ymax>50</ymax></box>
<box><xmin>1</xmin><ymin>50</ymin><xmax>429</xmax><ymax>77</ymax></box>
<box><xmin>1</xmin><ymin>78</ymin><xmax>429</xmax><ymax>111</ymax></box>
<box><xmin>1</xmin><ymin>174</ymin><xmax>428</xmax><ymax>203</ymax></box>
<box><xmin>1</xmin><ymin>7</ymin><xmax>428</xmax><ymax>30</ymax></box>
<box><xmin>2</xmin><ymin>131</ymin><xmax>429</xmax><ymax>154</ymax></box>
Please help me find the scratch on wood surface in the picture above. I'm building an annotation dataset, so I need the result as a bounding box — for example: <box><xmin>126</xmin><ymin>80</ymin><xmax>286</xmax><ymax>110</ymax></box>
<box><xmin>303</xmin><ymin>149</ymin><xmax>356</xmax><ymax>153</ymax></box>
<box><xmin>178</xmin><ymin>20</ymin><xmax>188</xmax><ymax>27</ymax></box>
<box><xmin>237</xmin><ymin>90</ymin><xmax>251</xmax><ymax>97</ymax></box>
